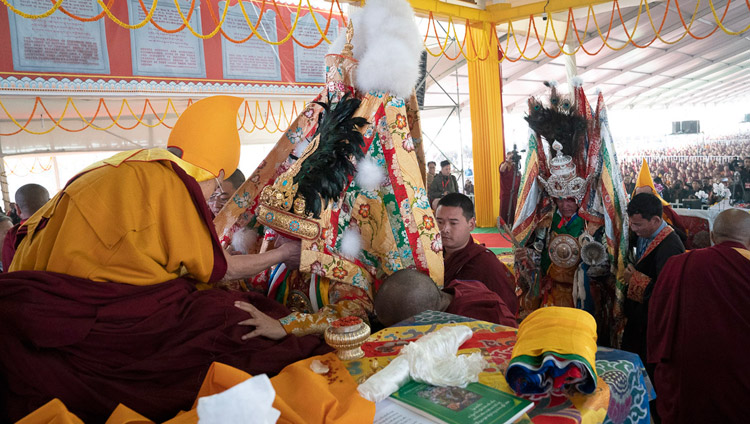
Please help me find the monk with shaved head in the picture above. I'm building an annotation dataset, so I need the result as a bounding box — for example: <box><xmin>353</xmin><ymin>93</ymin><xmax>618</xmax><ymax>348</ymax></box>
<box><xmin>375</xmin><ymin>269</ymin><xmax>516</xmax><ymax>328</ymax></box>
<box><xmin>1</xmin><ymin>184</ymin><xmax>50</xmax><ymax>270</ymax></box>
<box><xmin>648</xmin><ymin>208</ymin><xmax>750</xmax><ymax>423</ymax></box>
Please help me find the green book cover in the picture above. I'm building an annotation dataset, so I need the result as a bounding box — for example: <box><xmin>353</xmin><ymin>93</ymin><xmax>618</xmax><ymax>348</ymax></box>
<box><xmin>389</xmin><ymin>380</ymin><xmax>533</xmax><ymax>424</ymax></box>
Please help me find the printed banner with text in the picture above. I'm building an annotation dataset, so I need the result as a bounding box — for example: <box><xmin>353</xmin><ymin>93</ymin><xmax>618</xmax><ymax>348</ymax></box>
<box><xmin>0</xmin><ymin>0</ymin><xmax>343</xmax><ymax>95</ymax></box>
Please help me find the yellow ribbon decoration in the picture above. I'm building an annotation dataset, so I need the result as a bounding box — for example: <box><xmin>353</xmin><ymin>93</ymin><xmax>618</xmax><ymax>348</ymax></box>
<box><xmin>172</xmin><ymin>0</ymin><xmax>231</xmax><ymax>39</ymax></box>
<box><xmin>0</xmin><ymin>0</ymin><xmax>63</xmax><ymax>19</ymax></box>
<box><xmin>0</xmin><ymin>97</ymin><xmax>304</xmax><ymax>135</ymax></box>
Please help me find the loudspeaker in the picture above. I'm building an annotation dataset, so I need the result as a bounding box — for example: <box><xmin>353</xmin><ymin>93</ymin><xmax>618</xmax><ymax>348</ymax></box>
<box><xmin>681</xmin><ymin>120</ymin><xmax>700</xmax><ymax>134</ymax></box>
<box><xmin>672</xmin><ymin>121</ymin><xmax>681</xmax><ymax>134</ymax></box>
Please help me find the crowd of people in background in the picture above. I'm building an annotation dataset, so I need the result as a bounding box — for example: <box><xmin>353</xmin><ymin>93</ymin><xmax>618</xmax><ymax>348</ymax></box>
<box><xmin>619</xmin><ymin>134</ymin><xmax>750</xmax><ymax>205</ymax></box>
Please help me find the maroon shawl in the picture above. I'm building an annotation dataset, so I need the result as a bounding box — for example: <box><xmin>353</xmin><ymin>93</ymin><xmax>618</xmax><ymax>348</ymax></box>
<box><xmin>444</xmin><ymin>236</ymin><xmax>518</xmax><ymax>316</ymax></box>
<box><xmin>648</xmin><ymin>242</ymin><xmax>750</xmax><ymax>423</ymax></box>
<box><xmin>444</xmin><ymin>279</ymin><xmax>517</xmax><ymax>327</ymax></box>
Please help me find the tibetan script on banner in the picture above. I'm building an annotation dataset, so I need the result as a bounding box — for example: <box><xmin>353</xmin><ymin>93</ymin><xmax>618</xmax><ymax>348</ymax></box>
<box><xmin>291</xmin><ymin>12</ymin><xmax>339</xmax><ymax>83</ymax></box>
<box><xmin>220</xmin><ymin>1</ymin><xmax>281</xmax><ymax>81</ymax></box>
<box><xmin>127</xmin><ymin>0</ymin><xmax>206</xmax><ymax>78</ymax></box>
<box><xmin>7</xmin><ymin>0</ymin><xmax>110</xmax><ymax>74</ymax></box>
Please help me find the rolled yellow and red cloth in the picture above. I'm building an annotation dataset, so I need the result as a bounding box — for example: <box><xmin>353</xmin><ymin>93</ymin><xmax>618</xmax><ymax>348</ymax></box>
<box><xmin>505</xmin><ymin>307</ymin><xmax>598</xmax><ymax>396</ymax></box>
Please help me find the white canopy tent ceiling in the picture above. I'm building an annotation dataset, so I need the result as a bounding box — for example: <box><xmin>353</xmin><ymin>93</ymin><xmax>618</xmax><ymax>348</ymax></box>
<box><xmin>1</xmin><ymin>0</ymin><xmax>748</xmax><ymax>159</ymax></box>
<box><xmin>421</xmin><ymin>0</ymin><xmax>750</xmax><ymax>113</ymax></box>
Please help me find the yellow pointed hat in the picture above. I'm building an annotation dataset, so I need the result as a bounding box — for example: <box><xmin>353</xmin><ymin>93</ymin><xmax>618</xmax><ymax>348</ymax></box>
<box><xmin>168</xmin><ymin>96</ymin><xmax>243</xmax><ymax>180</ymax></box>
<box><xmin>634</xmin><ymin>159</ymin><xmax>669</xmax><ymax>206</ymax></box>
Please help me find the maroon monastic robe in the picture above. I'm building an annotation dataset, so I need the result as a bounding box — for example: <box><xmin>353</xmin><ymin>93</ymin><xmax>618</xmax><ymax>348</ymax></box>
<box><xmin>2</xmin><ymin>223</ymin><xmax>20</xmax><ymax>271</ymax></box>
<box><xmin>444</xmin><ymin>236</ymin><xmax>518</xmax><ymax>316</ymax></box>
<box><xmin>648</xmin><ymin>241</ymin><xmax>750</xmax><ymax>424</ymax></box>
<box><xmin>0</xmin><ymin>163</ymin><xmax>330</xmax><ymax>423</ymax></box>
<box><xmin>499</xmin><ymin>167</ymin><xmax>521</xmax><ymax>225</ymax></box>
<box><xmin>443</xmin><ymin>279</ymin><xmax>517</xmax><ymax>327</ymax></box>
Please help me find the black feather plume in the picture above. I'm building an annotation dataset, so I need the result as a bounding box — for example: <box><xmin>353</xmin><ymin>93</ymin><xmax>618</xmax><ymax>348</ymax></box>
<box><xmin>293</xmin><ymin>93</ymin><xmax>369</xmax><ymax>218</ymax></box>
<box><xmin>524</xmin><ymin>86</ymin><xmax>586</xmax><ymax>156</ymax></box>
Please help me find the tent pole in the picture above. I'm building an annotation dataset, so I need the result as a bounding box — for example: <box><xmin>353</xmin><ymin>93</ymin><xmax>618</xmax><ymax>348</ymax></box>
<box><xmin>0</xmin><ymin>142</ymin><xmax>10</xmax><ymax>214</ymax></box>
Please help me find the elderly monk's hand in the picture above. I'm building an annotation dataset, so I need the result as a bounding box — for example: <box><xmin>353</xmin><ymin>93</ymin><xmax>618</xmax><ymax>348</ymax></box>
<box><xmin>275</xmin><ymin>237</ymin><xmax>301</xmax><ymax>270</ymax></box>
<box><xmin>623</xmin><ymin>264</ymin><xmax>635</xmax><ymax>284</ymax></box>
<box><xmin>235</xmin><ymin>301</ymin><xmax>287</xmax><ymax>340</ymax></box>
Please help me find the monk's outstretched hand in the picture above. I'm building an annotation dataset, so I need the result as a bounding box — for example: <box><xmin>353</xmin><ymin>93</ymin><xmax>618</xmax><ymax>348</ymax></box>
<box><xmin>235</xmin><ymin>301</ymin><xmax>287</xmax><ymax>340</ymax></box>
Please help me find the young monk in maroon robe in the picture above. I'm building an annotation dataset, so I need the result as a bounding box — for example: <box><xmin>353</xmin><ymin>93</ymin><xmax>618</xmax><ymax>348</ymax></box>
<box><xmin>436</xmin><ymin>193</ymin><xmax>518</xmax><ymax>316</ymax></box>
<box><xmin>375</xmin><ymin>269</ymin><xmax>517</xmax><ymax>328</ymax></box>
<box><xmin>648</xmin><ymin>208</ymin><xmax>750</xmax><ymax>424</ymax></box>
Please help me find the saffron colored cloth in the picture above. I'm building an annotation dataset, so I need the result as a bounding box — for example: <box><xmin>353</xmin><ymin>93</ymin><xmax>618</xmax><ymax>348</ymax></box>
<box><xmin>15</xmin><ymin>356</ymin><xmax>374</xmax><ymax>424</ymax></box>
<box><xmin>443</xmin><ymin>279</ymin><xmax>517</xmax><ymax>327</ymax></box>
<box><xmin>9</xmin><ymin>149</ymin><xmax>222</xmax><ymax>285</ymax></box>
<box><xmin>648</xmin><ymin>242</ymin><xmax>750</xmax><ymax>424</ymax></box>
<box><xmin>506</xmin><ymin>307</ymin><xmax>598</xmax><ymax>396</ymax></box>
<box><xmin>444</xmin><ymin>236</ymin><xmax>518</xmax><ymax>316</ymax></box>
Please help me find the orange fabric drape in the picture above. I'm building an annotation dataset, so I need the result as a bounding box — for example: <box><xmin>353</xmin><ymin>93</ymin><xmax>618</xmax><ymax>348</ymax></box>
<box><xmin>467</xmin><ymin>22</ymin><xmax>505</xmax><ymax>227</ymax></box>
<box><xmin>15</xmin><ymin>354</ymin><xmax>374</xmax><ymax>424</ymax></box>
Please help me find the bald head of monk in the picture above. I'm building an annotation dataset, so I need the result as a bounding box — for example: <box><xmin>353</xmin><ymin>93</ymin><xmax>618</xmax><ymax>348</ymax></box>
<box><xmin>374</xmin><ymin>269</ymin><xmax>451</xmax><ymax>327</ymax></box>
<box><xmin>15</xmin><ymin>183</ymin><xmax>50</xmax><ymax>220</ymax></box>
<box><xmin>712</xmin><ymin>208</ymin><xmax>750</xmax><ymax>249</ymax></box>
<box><xmin>634</xmin><ymin>185</ymin><xmax>654</xmax><ymax>195</ymax></box>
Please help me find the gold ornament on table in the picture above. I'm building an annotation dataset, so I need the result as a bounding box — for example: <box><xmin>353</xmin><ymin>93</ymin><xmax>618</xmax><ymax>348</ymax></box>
<box><xmin>324</xmin><ymin>316</ymin><xmax>371</xmax><ymax>361</ymax></box>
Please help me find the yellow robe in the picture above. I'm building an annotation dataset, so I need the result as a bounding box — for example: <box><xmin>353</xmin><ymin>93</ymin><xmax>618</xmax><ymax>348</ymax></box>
<box><xmin>10</xmin><ymin>149</ymin><xmax>218</xmax><ymax>286</ymax></box>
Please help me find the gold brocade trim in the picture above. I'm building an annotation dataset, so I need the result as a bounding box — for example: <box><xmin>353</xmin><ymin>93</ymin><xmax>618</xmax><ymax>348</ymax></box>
<box><xmin>626</xmin><ymin>270</ymin><xmax>650</xmax><ymax>303</ymax></box>
<box><xmin>256</xmin><ymin>204</ymin><xmax>321</xmax><ymax>240</ymax></box>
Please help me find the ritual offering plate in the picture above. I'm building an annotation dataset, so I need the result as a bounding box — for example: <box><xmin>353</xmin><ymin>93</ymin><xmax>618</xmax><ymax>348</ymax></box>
<box><xmin>581</xmin><ymin>239</ymin><xmax>607</xmax><ymax>266</ymax></box>
<box><xmin>324</xmin><ymin>316</ymin><xmax>371</xmax><ymax>361</ymax></box>
<box><xmin>549</xmin><ymin>234</ymin><xmax>581</xmax><ymax>268</ymax></box>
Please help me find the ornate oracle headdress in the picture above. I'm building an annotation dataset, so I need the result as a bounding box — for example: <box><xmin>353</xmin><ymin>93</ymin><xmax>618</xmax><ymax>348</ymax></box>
<box><xmin>256</xmin><ymin>22</ymin><xmax>368</xmax><ymax>240</ymax></box>
<box><xmin>538</xmin><ymin>141</ymin><xmax>589</xmax><ymax>202</ymax></box>
<box><xmin>525</xmin><ymin>82</ymin><xmax>590</xmax><ymax>202</ymax></box>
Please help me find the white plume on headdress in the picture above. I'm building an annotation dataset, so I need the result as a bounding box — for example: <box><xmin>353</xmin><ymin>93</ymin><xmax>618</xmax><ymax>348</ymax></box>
<box><xmin>230</xmin><ymin>226</ymin><xmax>259</xmax><ymax>255</ymax></box>
<box><xmin>570</xmin><ymin>76</ymin><xmax>584</xmax><ymax>87</ymax></box>
<box><xmin>547</xmin><ymin>80</ymin><xmax>559</xmax><ymax>87</ymax></box>
<box><xmin>355</xmin><ymin>157</ymin><xmax>386</xmax><ymax>191</ymax></box>
<box><xmin>340</xmin><ymin>227</ymin><xmax>363</xmax><ymax>259</ymax></box>
<box><xmin>328</xmin><ymin>0</ymin><xmax>422</xmax><ymax>98</ymax></box>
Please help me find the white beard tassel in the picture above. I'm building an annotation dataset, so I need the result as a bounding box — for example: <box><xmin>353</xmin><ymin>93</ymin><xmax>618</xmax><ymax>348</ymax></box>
<box><xmin>355</xmin><ymin>157</ymin><xmax>386</xmax><ymax>191</ymax></box>
<box><xmin>230</xmin><ymin>227</ymin><xmax>259</xmax><ymax>255</ymax></box>
<box><xmin>339</xmin><ymin>227</ymin><xmax>363</xmax><ymax>259</ymax></box>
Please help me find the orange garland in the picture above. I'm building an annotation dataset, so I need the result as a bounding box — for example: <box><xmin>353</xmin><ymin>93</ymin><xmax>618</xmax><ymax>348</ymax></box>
<box><xmin>0</xmin><ymin>97</ymin><xmax>304</xmax><ymax>136</ymax></box>
<box><xmin>0</xmin><ymin>0</ymin><xmax>746</xmax><ymax>61</ymax></box>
